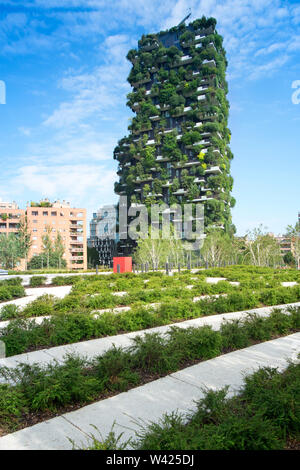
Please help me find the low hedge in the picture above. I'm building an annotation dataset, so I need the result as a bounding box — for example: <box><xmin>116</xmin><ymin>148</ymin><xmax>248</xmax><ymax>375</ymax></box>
<box><xmin>29</xmin><ymin>276</ymin><xmax>47</xmax><ymax>288</ymax></box>
<box><xmin>0</xmin><ymin>284</ymin><xmax>25</xmax><ymax>302</ymax></box>
<box><xmin>0</xmin><ymin>310</ymin><xmax>299</xmax><ymax>436</ymax></box>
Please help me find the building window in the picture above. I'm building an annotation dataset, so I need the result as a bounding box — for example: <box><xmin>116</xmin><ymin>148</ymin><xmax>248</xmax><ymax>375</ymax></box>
<box><xmin>43</xmin><ymin>211</ymin><xmax>48</xmax><ymax>216</ymax></box>
<box><xmin>33</xmin><ymin>220</ymin><xmax>38</xmax><ymax>224</ymax></box>
<box><xmin>32</xmin><ymin>228</ymin><xmax>37</xmax><ymax>232</ymax></box>
<box><xmin>32</xmin><ymin>211</ymin><xmax>38</xmax><ymax>216</ymax></box>
<box><xmin>51</xmin><ymin>212</ymin><xmax>57</xmax><ymax>216</ymax></box>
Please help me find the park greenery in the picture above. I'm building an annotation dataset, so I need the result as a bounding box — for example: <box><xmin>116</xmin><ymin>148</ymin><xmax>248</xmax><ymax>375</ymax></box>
<box><xmin>1</xmin><ymin>264</ymin><xmax>300</xmax><ymax>354</ymax></box>
<box><xmin>0</xmin><ymin>308</ymin><xmax>299</xmax><ymax>436</ymax></box>
<box><xmin>82</xmin><ymin>361</ymin><xmax>300</xmax><ymax>450</ymax></box>
<box><xmin>133</xmin><ymin>225</ymin><xmax>284</xmax><ymax>268</ymax></box>
<box><xmin>0</xmin><ymin>219</ymin><xmax>66</xmax><ymax>270</ymax></box>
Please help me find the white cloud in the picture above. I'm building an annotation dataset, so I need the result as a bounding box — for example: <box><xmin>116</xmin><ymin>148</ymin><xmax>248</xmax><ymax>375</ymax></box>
<box><xmin>10</xmin><ymin>163</ymin><xmax>117</xmax><ymax>216</ymax></box>
<box><xmin>249</xmin><ymin>55</ymin><xmax>290</xmax><ymax>80</ymax></box>
<box><xmin>18</xmin><ymin>127</ymin><xmax>32</xmax><ymax>136</ymax></box>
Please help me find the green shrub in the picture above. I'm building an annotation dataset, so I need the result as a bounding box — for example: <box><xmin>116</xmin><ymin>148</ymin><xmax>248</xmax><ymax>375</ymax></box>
<box><xmin>22</xmin><ymin>294</ymin><xmax>56</xmax><ymax>318</ymax></box>
<box><xmin>94</xmin><ymin>347</ymin><xmax>139</xmax><ymax>392</ymax></box>
<box><xmin>0</xmin><ymin>284</ymin><xmax>25</xmax><ymax>302</ymax></box>
<box><xmin>220</xmin><ymin>319</ymin><xmax>250</xmax><ymax>350</ymax></box>
<box><xmin>0</xmin><ymin>304</ymin><xmax>22</xmax><ymax>321</ymax></box>
<box><xmin>29</xmin><ymin>276</ymin><xmax>47</xmax><ymax>287</ymax></box>
<box><xmin>167</xmin><ymin>326</ymin><xmax>222</xmax><ymax>362</ymax></box>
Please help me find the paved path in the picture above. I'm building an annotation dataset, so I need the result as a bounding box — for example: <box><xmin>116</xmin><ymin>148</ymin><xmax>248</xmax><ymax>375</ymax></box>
<box><xmin>0</xmin><ymin>333</ymin><xmax>298</xmax><ymax>450</ymax></box>
<box><xmin>0</xmin><ymin>301</ymin><xmax>299</xmax><ymax>378</ymax></box>
<box><xmin>0</xmin><ymin>285</ymin><xmax>72</xmax><ymax>312</ymax></box>
<box><xmin>0</xmin><ymin>271</ymin><xmax>115</xmax><ymax>286</ymax></box>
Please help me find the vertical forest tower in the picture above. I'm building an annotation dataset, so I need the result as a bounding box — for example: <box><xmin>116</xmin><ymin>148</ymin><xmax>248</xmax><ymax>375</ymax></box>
<box><xmin>114</xmin><ymin>16</ymin><xmax>236</xmax><ymax>244</ymax></box>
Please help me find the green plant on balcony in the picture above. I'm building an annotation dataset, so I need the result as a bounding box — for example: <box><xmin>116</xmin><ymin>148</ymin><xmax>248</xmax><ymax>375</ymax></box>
<box><xmin>179</xmin><ymin>30</ymin><xmax>195</xmax><ymax>45</ymax></box>
<box><xmin>187</xmin><ymin>184</ymin><xmax>200</xmax><ymax>200</ymax></box>
<box><xmin>127</xmin><ymin>49</ymin><xmax>138</xmax><ymax>63</ymax></box>
<box><xmin>172</xmin><ymin>178</ymin><xmax>180</xmax><ymax>192</ymax></box>
<box><xmin>153</xmin><ymin>178</ymin><xmax>163</xmax><ymax>194</ymax></box>
<box><xmin>158</xmin><ymin>67</ymin><xmax>169</xmax><ymax>82</ymax></box>
<box><xmin>0</xmin><ymin>213</ymin><xmax>8</xmax><ymax>220</ymax></box>
<box><xmin>142</xmin><ymin>146</ymin><xmax>156</xmax><ymax>169</ymax></box>
<box><xmin>171</xmin><ymin>104</ymin><xmax>185</xmax><ymax>117</ymax></box>
<box><xmin>181</xmin><ymin>130</ymin><xmax>202</xmax><ymax>146</ymax></box>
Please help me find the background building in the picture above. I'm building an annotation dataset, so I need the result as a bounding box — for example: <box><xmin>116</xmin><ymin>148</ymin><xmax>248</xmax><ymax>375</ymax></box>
<box><xmin>88</xmin><ymin>205</ymin><xmax>118</xmax><ymax>267</ymax></box>
<box><xmin>0</xmin><ymin>202</ymin><xmax>25</xmax><ymax>235</ymax></box>
<box><xmin>113</xmin><ymin>15</ymin><xmax>235</xmax><ymax>254</ymax></box>
<box><xmin>0</xmin><ymin>199</ymin><xmax>87</xmax><ymax>270</ymax></box>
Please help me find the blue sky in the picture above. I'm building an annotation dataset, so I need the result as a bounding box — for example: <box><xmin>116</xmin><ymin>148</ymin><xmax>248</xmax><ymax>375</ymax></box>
<box><xmin>0</xmin><ymin>0</ymin><xmax>299</xmax><ymax>236</ymax></box>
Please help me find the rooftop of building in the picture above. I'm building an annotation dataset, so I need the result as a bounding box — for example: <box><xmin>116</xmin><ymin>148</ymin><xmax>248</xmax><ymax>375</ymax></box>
<box><xmin>0</xmin><ymin>201</ymin><xmax>20</xmax><ymax>209</ymax></box>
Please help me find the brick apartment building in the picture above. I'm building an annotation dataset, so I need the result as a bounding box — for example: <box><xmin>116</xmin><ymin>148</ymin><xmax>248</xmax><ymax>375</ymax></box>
<box><xmin>0</xmin><ymin>199</ymin><xmax>87</xmax><ymax>270</ymax></box>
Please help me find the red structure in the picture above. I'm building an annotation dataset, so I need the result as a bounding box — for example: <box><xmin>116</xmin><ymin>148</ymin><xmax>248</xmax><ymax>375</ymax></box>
<box><xmin>113</xmin><ymin>257</ymin><xmax>132</xmax><ymax>274</ymax></box>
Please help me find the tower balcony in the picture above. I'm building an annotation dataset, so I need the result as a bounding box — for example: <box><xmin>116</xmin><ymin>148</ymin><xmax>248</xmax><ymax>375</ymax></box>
<box><xmin>197</xmin><ymin>86</ymin><xmax>208</xmax><ymax>92</ymax></box>
<box><xmin>173</xmin><ymin>188</ymin><xmax>187</xmax><ymax>195</ymax></box>
<box><xmin>203</xmin><ymin>59</ymin><xmax>216</xmax><ymax>67</ymax></box>
<box><xmin>205</xmin><ymin>166</ymin><xmax>221</xmax><ymax>174</ymax></box>
<box><xmin>195</xmin><ymin>34</ymin><xmax>206</xmax><ymax>41</ymax></box>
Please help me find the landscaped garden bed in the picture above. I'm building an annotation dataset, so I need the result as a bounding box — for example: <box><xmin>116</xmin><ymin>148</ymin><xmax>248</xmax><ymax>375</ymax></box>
<box><xmin>0</xmin><ymin>309</ymin><xmax>299</xmax><ymax>437</ymax></box>
<box><xmin>82</xmin><ymin>361</ymin><xmax>300</xmax><ymax>450</ymax></box>
<box><xmin>1</xmin><ymin>266</ymin><xmax>300</xmax><ymax>355</ymax></box>
<box><xmin>0</xmin><ymin>278</ymin><xmax>25</xmax><ymax>303</ymax></box>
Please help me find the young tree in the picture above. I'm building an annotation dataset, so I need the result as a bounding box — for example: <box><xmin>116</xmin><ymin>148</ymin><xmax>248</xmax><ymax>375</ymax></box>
<box><xmin>200</xmin><ymin>228</ymin><xmax>232</xmax><ymax>267</ymax></box>
<box><xmin>285</xmin><ymin>222</ymin><xmax>300</xmax><ymax>269</ymax></box>
<box><xmin>0</xmin><ymin>233</ymin><xmax>23</xmax><ymax>269</ymax></box>
<box><xmin>134</xmin><ymin>229</ymin><xmax>169</xmax><ymax>268</ymax></box>
<box><xmin>53</xmin><ymin>232</ymin><xmax>65</xmax><ymax>269</ymax></box>
<box><xmin>283</xmin><ymin>251</ymin><xmax>295</xmax><ymax>266</ymax></box>
<box><xmin>42</xmin><ymin>225</ymin><xmax>53</xmax><ymax>269</ymax></box>
<box><xmin>17</xmin><ymin>215</ymin><xmax>32</xmax><ymax>270</ymax></box>
<box><xmin>244</xmin><ymin>225</ymin><xmax>281</xmax><ymax>267</ymax></box>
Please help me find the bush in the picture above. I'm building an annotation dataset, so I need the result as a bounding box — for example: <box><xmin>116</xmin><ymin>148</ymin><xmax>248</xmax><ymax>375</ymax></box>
<box><xmin>0</xmin><ymin>284</ymin><xmax>25</xmax><ymax>302</ymax></box>
<box><xmin>220</xmin><ymin>319</ymin><xmax>250</xmax><ymax>350</ymax></box>
<box><xmin>0</xmin><ymin>304</ymin><xmax>21</xmax><ymax>321</ymax></box>
<box><xmin>29</xmin><ymin>276</ymin><xmax>47</xmax><ymax>288</ymax></box>
<box><xmin>22</xmin><ymin>294</ymin><xmax>56</xmax><ymax>318</ymax></box>
<box><xmin>94</xmin><ymin>347</ymin><xmax>139</xmax><ymax>392</ymax></box>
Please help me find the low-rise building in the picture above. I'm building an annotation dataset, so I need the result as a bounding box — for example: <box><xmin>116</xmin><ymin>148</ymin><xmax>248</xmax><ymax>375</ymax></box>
<box><xmin>0</xmin><ymin>199</ymin><xmax>87</xmax><ymax>270</ymax></box>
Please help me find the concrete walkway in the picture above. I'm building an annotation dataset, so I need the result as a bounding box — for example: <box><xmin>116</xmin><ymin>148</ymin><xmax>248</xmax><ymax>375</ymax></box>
<box><xmin>0</xmin><ymin>301</ymin><xmax>299</xmax><ymax>378</ymax></box>
<box><xmin>0</xmin><ymin>332</ymin><xmax>298</xmax><ymax>450</ymax></box>
<box><xmin>0</xmin><ymin>271</ymin><xmax>110</xmax><ymax>286</ymax></box>
<box><xmin>0</xmin><ymin>285</ymin><xmax>72</xmax><ymax>313</ymax></box>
